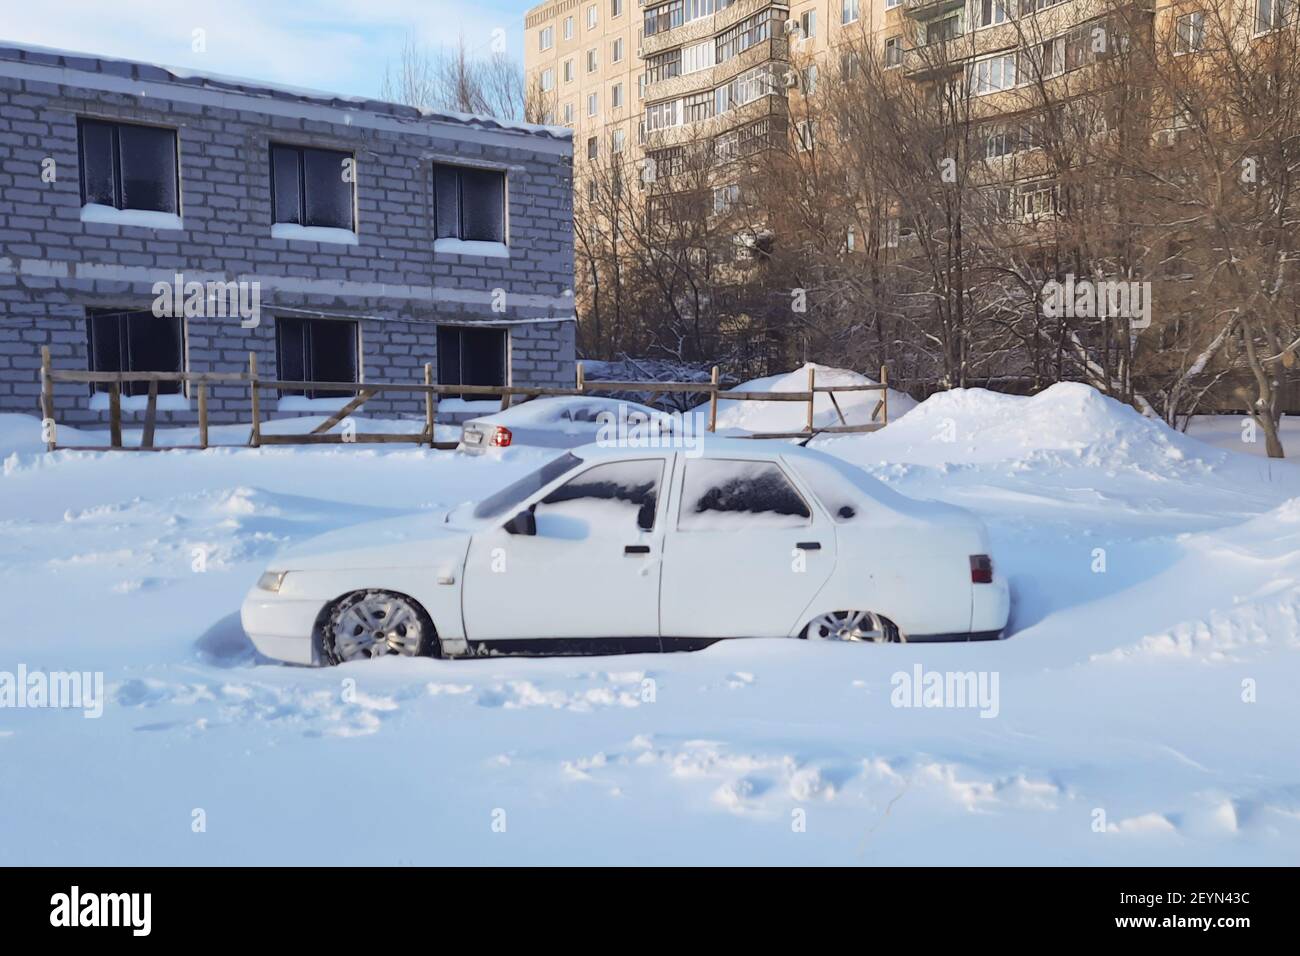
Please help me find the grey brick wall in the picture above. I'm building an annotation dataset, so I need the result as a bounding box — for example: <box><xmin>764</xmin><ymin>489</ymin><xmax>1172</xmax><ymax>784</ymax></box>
<box><xmin>0</xmin><ymin>46</ymin><xmax>577</xmax><ymax>428</ymax></box>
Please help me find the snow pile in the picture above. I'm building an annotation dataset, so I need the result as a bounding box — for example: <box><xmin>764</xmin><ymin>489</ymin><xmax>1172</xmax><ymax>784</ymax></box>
<box><xmin>703</xmin><ymin>363</ymin><xmax>917</xmax><ymax>433</ymax></box>
<box><xmin>829</xmin><ymin>382</ymin><xmax>1208</xmax><ymax>474</ymax></box>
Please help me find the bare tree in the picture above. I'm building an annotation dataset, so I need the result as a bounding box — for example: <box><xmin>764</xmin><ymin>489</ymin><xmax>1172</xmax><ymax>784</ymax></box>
<box><xmin>380</xmin><ymin>33</ymin><xmax>539</xmax><ymax>122</ymax></box>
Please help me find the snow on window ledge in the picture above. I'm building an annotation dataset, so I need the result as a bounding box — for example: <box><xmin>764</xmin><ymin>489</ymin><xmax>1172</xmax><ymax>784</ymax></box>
<box><xmin>88</xmin><ymin>391</ymin><xmax>190</xmax><ymax>413</ymax></box>
<box><xmin>276</xmin><ymin>395</ymin><xmax>356</xmax><ymax>413</ymax></box>
<box><xmin>80</xmin><ymin>204</ymin><xmax>184</xmax><ymax>231</ymax></box>
<box><xmin>271</xmin><ymin>223</ymin><xmax>360</xmax><ymax>246</ymax></box>
<box><xmin>433</xmin><ymin>238</ymin><xmax>511</xmax><ymax>259</ymax></box>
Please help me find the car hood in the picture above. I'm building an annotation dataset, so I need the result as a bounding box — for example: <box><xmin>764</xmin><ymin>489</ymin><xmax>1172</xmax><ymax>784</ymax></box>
<box><xmin>274</xmin><ymin>511</ymin><xmax>470</xmax><ymax>571</ymax></box>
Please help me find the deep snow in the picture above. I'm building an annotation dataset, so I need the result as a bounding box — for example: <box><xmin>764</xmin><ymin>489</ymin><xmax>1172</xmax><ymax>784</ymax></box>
<box><xmin>1</xmin><ymin>382</ymin><xmax>1298</xmax><ymax>865</ymax></box>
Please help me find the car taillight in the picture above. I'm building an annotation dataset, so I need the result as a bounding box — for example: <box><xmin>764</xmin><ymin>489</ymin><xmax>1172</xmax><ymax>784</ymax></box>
<box><xmin>488</xmin><ymin>426</ymin><xmax>512</xmax><ymax>448</ymax></box>
<box><xmin>970</xmin><ymin>554</ymin><xmax>993</xmax><ymax>584</ymax></box>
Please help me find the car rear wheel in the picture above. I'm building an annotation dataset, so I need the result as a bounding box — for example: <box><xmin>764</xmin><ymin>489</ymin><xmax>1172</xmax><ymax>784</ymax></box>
<box><xmin>321</xmin><ymin>590</ymin><xmax>438</xmax><ymax>664</ymax></box>
<box><xmin>803</xmin><ymin>610</ymin><xmax>904</xmax><ymax>644</ymax></box>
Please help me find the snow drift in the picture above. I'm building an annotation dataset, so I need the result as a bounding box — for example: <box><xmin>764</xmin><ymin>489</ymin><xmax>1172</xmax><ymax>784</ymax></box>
<box><xmin>701</xmin><ymin>363</ymin><xmax>917</xmax><ymax>434</ymax></box>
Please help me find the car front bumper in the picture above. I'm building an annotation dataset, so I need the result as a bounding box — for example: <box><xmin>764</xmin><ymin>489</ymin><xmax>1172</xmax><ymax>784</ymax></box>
<box><xmin>240</xmin><ymin>589</ymin><xmax>323</xmax><ymax>665</ymax></box>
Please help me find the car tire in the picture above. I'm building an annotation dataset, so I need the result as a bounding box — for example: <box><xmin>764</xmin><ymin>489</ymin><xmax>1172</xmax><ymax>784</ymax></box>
<box><xmin>320</xmin><ymin>589</ymin><xmax>439</xmax><ymax>665</ymax></box>
<box><xmin>802</xmin><ymin>610</ymin><xmax>904</xmax><ymax>644</ymax></box>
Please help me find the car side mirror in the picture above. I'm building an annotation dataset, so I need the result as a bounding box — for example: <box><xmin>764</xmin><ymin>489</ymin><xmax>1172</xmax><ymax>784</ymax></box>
<box><xmin>504</xmin><ymin>508</ymin><xmax>537</xmax><ymax>536</ymax></box>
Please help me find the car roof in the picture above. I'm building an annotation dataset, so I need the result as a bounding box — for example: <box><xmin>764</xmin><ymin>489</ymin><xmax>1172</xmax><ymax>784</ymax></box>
<box><xmin>472</xmin><ymin>395</ymin><xmax>657</xmax><ymax>425</ymax></box>
<box><xmin>571</xmin><ymin>434</ymin><xmax>828</xmax><ymax>462</ymax></box>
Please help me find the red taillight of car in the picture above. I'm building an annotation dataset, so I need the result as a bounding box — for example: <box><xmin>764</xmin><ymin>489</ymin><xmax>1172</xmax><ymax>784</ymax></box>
<box><xmin>970</xmin><ymin>554</ymin><xmax>994</xmax><ymax>584</ymax></box>
<box><xmin>488</xmin><ymin>426</ymin><xmax>513</xmax><ymax>448</ymax></box>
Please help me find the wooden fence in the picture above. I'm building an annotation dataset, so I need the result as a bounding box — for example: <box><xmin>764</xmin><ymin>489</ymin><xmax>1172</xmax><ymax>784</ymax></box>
<box><xmin>38</xmin><ymin>346</ymin><xmax>890</xmax><ymax>452</ymax></box>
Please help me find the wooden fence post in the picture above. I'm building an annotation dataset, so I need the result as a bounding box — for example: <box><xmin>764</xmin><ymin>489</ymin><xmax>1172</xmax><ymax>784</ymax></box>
<box><xmin>141</xmin><ymin>380</ymin><xmax>158</xmax><ymax>449</ymax></box>
<box><xmin>109</xmin><ymin>381</ymin><xmax>122</xmax><ymax>449</ymax></box>
<box><xmin>40</xmin><ymin>346</ymin><xmax>55</xmax><ymax>451</ymax></box>
<box><xmin>197</xmin><ymin>383</ymin><xmax>209</xmax><ymax>449</ymax></box>
<box><xmin>708</xmin><ymin>365</ymin><xmax>719</xmax><ymax>432</ymax></box>
<box><xmin>424</xmin><ymin>363</ymin><xmax>436</xmax><ymax>448</ymax></box>
<box><xmin>248</xmin><ymin>352</ymin><xmax>261</xmax><ymax>448</ymax></box>
<box><xmin>806</xmin><ymin>365</ymin><xmax>816</xmax><ymax>433</ymax></box>
<box><xmin>880</xmin><ymin>365</ymin><xmax>889</xmax><ymax>426</ymax></box>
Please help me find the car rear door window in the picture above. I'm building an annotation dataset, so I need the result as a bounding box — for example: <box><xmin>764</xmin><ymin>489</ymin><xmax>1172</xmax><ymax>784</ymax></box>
<box><xmin>678</xmin><ymin>459</ymin><xmax>811</xmax><ymax>530</ymax></box>
<box><xmin>538</xmin><ymin>459</ymin><xmax>664</xmax><ymax>531</ymax></box>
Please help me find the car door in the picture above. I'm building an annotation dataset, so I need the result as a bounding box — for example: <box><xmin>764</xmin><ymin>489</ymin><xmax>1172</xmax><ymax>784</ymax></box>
<box><xmin>659</xmin><ymin>456</ymin><xmax>836</xmax><ymax>639</ymax></box>
<box><xmin>461</xmin><ymin>455</ymin><xmax>673</xmax><ymax>640</ymax></box>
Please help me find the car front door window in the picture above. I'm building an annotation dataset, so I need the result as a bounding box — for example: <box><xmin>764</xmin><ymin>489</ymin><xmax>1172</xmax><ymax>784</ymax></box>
<box><xmin>537</xmin><ymin>459</ymin><xmax>663</xmax><ymax>532</ymax></box>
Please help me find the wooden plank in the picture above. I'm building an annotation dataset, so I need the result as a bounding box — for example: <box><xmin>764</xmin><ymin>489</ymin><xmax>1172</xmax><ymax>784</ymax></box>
<box><xmin>109</xmin><ymin>383</ymin><xmax>123</xmax><ymax>449</ymax></box>
<box><xmin>715</xmin><ymin>390</ymin><xmax>811</xmax><ymax>402</ymax></box>
<box><xmin>424</xmin><ymin>364</ymin><xmax>436</xmax><ymax>448</ymax></box>
<box><xmin>870</xmin><ymin>399</ymin><xmax>884</xmax><ymax>422</ymax></box>
<box><xmin>140</xmin><ymin>380</ymin><xmax>158</xmax><ymax>449</ymax></box>
<box><xmin>257</xmin><ymin>432</ymin><xmax>429</xmax><ymax>446</ymax></box>
<box><xmin>708</xmin><ymin>365</ymin><xmax>719</xmax><ymax>432</ymax></box>
<box><xmin>880</xmin><ymin>365</ymin><xmax>889</xmax><ymax>425</ymax></box>
<box><xmin>578</xmin><ymin>380</ymin><xmax>710</xmax><ymax>394</ymax></box>
<box><xmin>806</xmin><ymin>366</ymin><xmax>816</xmax><ymax>433</ymax></box>
<box><xmin>40</xmin><ymin>346</ymin><xmax>55</xmax><ymax>451</ymax></box>
<box><xmin>310</xmin><ymin>389</ymin><xmax>374</xmax><ymax>435</ymax></box>
<box><xmin>812</xmin><ymin>423</ymin><xmax>885</xmax><ymax>434</ymax></box>
<box><xmin>828</xmin><ymin>390</ymin><xmax>848</xmax><ymax>426</ymax></box>
<box><xmin>48</xmin><ymin>370</ymin><xmax>246</xmax><ymax>384</ymax></box>
<box><xmin>810</xmin><ymin>383</ymin><xmax>886</xmax><ymax>393</ymax></box>
<box><xmin>197</xmin><ymin>384</ymin><xmax>208</xmax><ymax>449</ymax></box>
<box><xmin>248</xmin><ymin>353</ymin><xmax>261</xmax><ymax>448</ymax></box>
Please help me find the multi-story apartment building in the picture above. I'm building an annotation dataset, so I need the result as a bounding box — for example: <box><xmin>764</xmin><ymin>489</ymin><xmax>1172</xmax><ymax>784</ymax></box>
<box><xmin>0</xmin><ymin>42</ymin><xmax>576</xmax><ymax>427</ymax></box>
<box><xmin>525</xmin><ymin>0</ymin><xmax>643</xmax><ymax>180</ymax></box>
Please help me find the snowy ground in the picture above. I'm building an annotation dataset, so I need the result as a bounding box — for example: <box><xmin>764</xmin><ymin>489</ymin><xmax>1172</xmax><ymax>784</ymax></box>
<box><xmin>1</xmin><ymin>383</ymin><xmax>1298</xmax><ymax>865</ymax></box>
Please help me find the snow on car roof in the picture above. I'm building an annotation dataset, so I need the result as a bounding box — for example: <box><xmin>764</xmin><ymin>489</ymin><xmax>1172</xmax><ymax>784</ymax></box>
<box><xmin>474</xmin><ymin>396</ymin><xmax>658</xmax><ymax>426</ymax></box>
<box><xmin>571</xmin><ymin>433</ymin><xmax>838</xmax><ymax>461</ymax></box>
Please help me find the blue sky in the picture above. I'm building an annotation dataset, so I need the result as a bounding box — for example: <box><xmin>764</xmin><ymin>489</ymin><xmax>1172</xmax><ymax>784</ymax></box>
<box><xmin>3</xmin><ymin>0</ymin><xmax>532</xmax><ymax>100</ymax></box>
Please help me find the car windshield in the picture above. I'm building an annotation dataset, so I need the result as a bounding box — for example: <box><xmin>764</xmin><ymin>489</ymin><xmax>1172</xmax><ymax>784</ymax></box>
<box><xmin>473</xmin><ymin>452</ymin><xmax>583</xmax><ymax>519</ymax></box>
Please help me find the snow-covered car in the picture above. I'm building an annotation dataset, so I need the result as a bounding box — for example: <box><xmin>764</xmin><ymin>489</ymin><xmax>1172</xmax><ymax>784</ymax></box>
<box><xmin>457</xmin><ymin>396</ymin><xmax>668</xmax><ymax>452</ymax></box>
<box><xmin>240</xmin><ymin>438</ymin><xmax>1011</xmax><ymax>664</ymax></box>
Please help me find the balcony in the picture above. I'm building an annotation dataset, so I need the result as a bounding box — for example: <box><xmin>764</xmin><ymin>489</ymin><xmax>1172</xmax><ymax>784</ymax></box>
<box><xmin>640</xmin><ymin>0</ymin><xmax>790</xmax><ymax>58</ymax></box>
<box><xmin>901</xmin><ymin>0</ymin><xmax>965</xmax><ymax>21</ymax></box>
<box><xmin>644</xmin><ymin>35</ymin><xmax>789</xmax><ymax>102</ymax></box>
<box><xmin>643</xmin><ymin>89</ymin><xmax>787</xmax><ymax>150</ymax></box>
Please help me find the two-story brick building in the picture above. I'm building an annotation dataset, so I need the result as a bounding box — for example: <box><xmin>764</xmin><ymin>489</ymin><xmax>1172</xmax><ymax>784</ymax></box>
<box><xmin>0</xmin><ymin>42</ymin><xmax>576</xmax><ymax>426</ymax></box>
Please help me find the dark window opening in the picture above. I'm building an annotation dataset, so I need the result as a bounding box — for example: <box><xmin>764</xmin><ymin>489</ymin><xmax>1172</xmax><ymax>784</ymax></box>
<box><xmin>78</xmin><ymin>119</ymin><xmax>179</xmax><ymax>213</ymax></box>
<box><xmin>86</xmin><ymin>309</ymin><xmax>184</xmax><ymax>396</ymax></box>
<box><xmin>276</xmin><ymin>317</ymin><xmax>359</xmax><ymax>398</ymax></box>
<box><xmin>270</xmin><ymin>144</ymin><xmax>355</xmax><ymax>230</ymax></box>
<box><xmin>433</xmin><ymin>163</ymin><xmax>506</xmax><ymax>243</ymax></box>
<box><xmin>437</xmin><ymin>326</ymin><xmax>507</xmax><ymax>400</ymax></box>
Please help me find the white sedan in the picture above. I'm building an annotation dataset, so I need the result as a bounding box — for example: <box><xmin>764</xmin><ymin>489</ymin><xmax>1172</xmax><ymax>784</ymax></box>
<box><xmin>240</xmin><ymin>439</ymin><xmax>1010</xmax><ymax>664</ymax></box>
<box><xmin>457</xmin><ymin>396</ymin><xmax>667</xmax><ymax>453</ymax></box>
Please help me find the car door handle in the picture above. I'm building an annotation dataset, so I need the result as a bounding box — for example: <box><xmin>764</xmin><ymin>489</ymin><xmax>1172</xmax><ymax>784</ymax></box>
<box><xmin>624</xmin><ymin>545</ymin><xmax>651</xmax><ymax>555</ymax></box>
<box><xmin>796</xmin><ymin>542</ymin><xmax>822</xmax><ymax>551</ymax></box>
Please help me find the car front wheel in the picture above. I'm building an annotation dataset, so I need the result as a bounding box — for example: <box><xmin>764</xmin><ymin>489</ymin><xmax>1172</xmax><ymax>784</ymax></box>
<box><xmin>803</xmin><ymin>610</ymin><xmax>903</xmax><ymax>644</ymax></box>
<box><xmin>321</xmin><ymin>590</ymin><xmax>438</xmax><ymax>664</ymax></box>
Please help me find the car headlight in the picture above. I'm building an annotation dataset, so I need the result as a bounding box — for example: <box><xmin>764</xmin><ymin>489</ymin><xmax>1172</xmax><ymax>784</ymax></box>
<box><xmin>257</xmin><ymin>571</ymin><xmax>289</xmax><ymax>593</ymax></box>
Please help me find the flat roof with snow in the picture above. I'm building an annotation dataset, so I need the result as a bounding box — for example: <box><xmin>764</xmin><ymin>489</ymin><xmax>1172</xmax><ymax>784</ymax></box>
<box><xmin>0</xmin><ymin>41</ymin><xmax>573</xmax><ymax>154</ymax></box>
